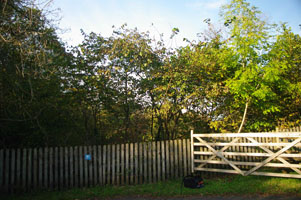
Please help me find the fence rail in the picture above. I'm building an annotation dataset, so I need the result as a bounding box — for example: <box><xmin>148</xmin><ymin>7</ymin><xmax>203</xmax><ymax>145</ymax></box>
<box><xmin>0</xmin><ymin>139</ymin><xmax>191</xmax><ymax>193</ymax></box>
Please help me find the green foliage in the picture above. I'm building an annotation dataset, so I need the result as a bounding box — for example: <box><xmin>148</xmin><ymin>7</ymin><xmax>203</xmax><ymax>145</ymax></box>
<box><xmin>0</xmin><ymin>0</ymin><xmax>300</xmax><ymax>147</ymax></box>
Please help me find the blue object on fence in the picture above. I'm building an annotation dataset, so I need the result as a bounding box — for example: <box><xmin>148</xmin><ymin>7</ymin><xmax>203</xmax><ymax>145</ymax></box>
<box><xmin>85</xmin><ymin>154</ymin><xmax>91</xmax><ymax>160</ymax></box>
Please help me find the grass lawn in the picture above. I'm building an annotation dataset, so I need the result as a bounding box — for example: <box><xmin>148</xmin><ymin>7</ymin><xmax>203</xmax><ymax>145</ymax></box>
<box><xmin>2</xmin><ymin>175</ymin><xmax>301</xmax><ymax>200</ymax></box>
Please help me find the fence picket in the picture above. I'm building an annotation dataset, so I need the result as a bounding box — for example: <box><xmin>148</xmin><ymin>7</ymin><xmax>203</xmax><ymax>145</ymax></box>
<box><xmin>161</xmin><ymin>141</ymin><xmax>165</xmax><ymax>181</ymax></box>
<box><xmin>79</xmin><ymin>146</ymin><xmax>83</xmax><ymax>187</ymax></box>
<box><xmin>54</xmin><ymin>147</ymin><xmax>58</xmax><ymax>190</ymax></box>
<box><xmin>157</xmin><ymin>141</ymin><xmax>161</xmax><ymax>181</ymax></box>
<box><xmin>134</xmin><ymin>143</ymin><xmax>138</xmax><ymax>184</ymax></box>
<box><xmin>11</xmin><ymin>149</ymin><xmax>15</xmax><ymax>191</ymax></box>
<box><xmin>88</xmin><ymin>146</ymin><xmax>93</xmax><ymax>186</ymax></box>
<box><xmin>93</xmin><ymin>146</ymin><xmax>97</xmax><ymax>186</ymax></box>
<box><xmin>143</xmin><ymin>142</ymin><xmax>147</xmax><ymax>183</ymax></box>
<box><xmin>44</xmin><ymin>148</ymin><xmax>48</xmax><ymax>188</ymax></box>
<box><xmin>49</xmin><ymin>147</ymin><xmax>53</xmax><ymax>189</ymax></box>
<box><xmin>148</xmin><ymin>142</ymin><xmax>152</xmax><ymax>183</ymax></box>
<box><xmin>97</xmin><ymin>146</ymin><xmax>102</xmax><ymax>185</ymax></box>
<box><xmin>64</xmin><ymin>147</ymin><xmax>69</xmax><ymax>188</ymax></box>
<box><xmin>22</xmin><ymin>149</ymin><xmax>26</xmax><ymax>191</ymax></box>
<box><xmin>74</xmin><ymin>147</ymin><xmax>78</xmax><ymax>187</ymax></box>
<box><xmin>152</xmin><ymin>141</ymin><xmax>156</xmax><ymax>182</ymax></box>
<box><xmin>183</xmin><ymin>139</ymin><xmax>187</xmax><ymax>176</ymax></box>
<box><xmin>174</xmin><ymin>140</ymin><xmax>178</xmax><ymax>178</ymax></box>
<box><xmin>165</xmin><ymin>141</ymin><xmax>170</xmax><ymax>179</ymax></box>
<box><xmin>120</xmin><ymin>144</ymin><xmax>124</xmax><ymax>185</ymax></box>
<box><xmin>130</xmin><ymin>143</ymin><xmax>134</xmax><ymax>184</ymax></box>
<box><xmin>116</xmin><ymin>144</ymin><xmax>120</xmax><ymax>185</ymax></box>
<box><xmin>16</xmin><ymin>149</ymin><xmax>21</xmax><ymax>188</ymax></box>
<box><xmin>125</xmin><ymin>143</ymin><xmax>129</xmax><ymax>185</ymax></box>
<box><xmin>139</xmin><ymin>142</ymin><xmax>143</xmax><ymax>184</ymax></box>
<box><xmin>112</xmin><ymin>144</ymin><xmax>115</xmax><ymax>185</ymax></box>
<box><xmin>70</xmin><ymin>147</ymin><xmax>74</xmax><ymax>188</ymax></box>
<box><xmin>169</xmin><ymin>140</ymin><xmax>174</xmax><ymax>178</ymax></box>
<box><xmin>33</xmin><ymin>148</ymin><xmax>38</xmax><ymax>190</ymax></box>
<box><xmin>59</xmin><ymin>147</ymin><xmax>64</xmax><ymax>189</ymax></box>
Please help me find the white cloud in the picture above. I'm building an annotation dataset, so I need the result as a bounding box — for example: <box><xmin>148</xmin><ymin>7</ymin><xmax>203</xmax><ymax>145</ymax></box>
<box><xmin>186</xmin><ymin>0</ymin><xmax>227</xmax><ymax>10</ymax></box>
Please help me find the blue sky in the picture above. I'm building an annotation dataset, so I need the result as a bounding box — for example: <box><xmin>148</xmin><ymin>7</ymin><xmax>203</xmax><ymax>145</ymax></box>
<box><xmin>51</xmin><ymin>0</ymin><xmax>301</xmax><ymax>47</ymax></box>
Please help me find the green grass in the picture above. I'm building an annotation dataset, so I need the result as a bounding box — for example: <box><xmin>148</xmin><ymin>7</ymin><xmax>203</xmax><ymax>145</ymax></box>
<box><xmin>2</xmin><ymin>175</ymin><xmax>301</xmax><ymax>200</ymax></box>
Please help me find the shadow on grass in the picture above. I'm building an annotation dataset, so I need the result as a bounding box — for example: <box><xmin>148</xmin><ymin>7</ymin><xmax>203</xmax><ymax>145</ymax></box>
<box><xmin>2</xmin><ymin>175</ymin><xmax>301</xmax><ymax>200</ymax></box>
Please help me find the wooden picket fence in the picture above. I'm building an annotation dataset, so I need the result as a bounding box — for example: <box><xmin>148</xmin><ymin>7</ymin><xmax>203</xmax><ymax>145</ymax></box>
<box><xmin>0</xmin><ymin>139</ymin><xmax>191</xmax><ymax>193</ymax></box>
<box><xmin>191</xmin><ymin>127</ymin><xmax>301</xmax><ymax>179</ymax></box>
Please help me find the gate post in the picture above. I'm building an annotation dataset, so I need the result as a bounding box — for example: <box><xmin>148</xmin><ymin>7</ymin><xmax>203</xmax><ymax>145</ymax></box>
<box><xmin>190</xmin><ymin>130</ymin><xmax>194</xmax><ymax>173</ymax></box>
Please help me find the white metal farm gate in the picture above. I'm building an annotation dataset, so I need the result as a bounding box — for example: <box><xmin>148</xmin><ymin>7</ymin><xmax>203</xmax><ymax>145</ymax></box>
<box><xmin>191</xmin><ymin>130</ymin><xmax>301</xmax><ymax>178</ymax></box>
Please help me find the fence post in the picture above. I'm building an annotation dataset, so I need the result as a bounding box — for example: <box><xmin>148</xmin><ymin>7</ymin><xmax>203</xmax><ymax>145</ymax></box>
<box><xmin>190</xmin><ymin>130</ymin><xmax>194</xmax><ymax>173</ymax></box>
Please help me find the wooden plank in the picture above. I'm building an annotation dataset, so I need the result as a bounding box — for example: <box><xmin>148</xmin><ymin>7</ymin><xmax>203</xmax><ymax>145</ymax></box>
<box><xmin>194</xmin><ymin>151</ymin><xmax>301</xmax><ymax>157</ymax></box>
<box><xmin>74</xmin><ymin>146</ymin><xmax>78</xmax><ymax>187</ymax></box>
<box><xmin>38</xmin><ymin>148</ymin><xmax>43</xmax><ymax>189</ymax></box>
<box><xmin>27</xmin><ymin>149</ymin><xmax>32</xmax><ymax>191</ymax></box>
<box><xmin>169</xmin><ymin>140</ymin><xmax>174</xmax><ymax>178</ymax></box>
<box><xmin>192</xmin><ymin>132</ymin><xmax>301</xmax><ymax>137</ymax></box>
<box><xmin>134</xmin><ymin>143</ymin><xmax>138</xmax><ymax>184</ymax></box>
<box><xmin>161</xmin><ymin>141</ymin><xmax>165</xmax><ymax>181</ymax></box>
<box><xmin>194</xmin><ymin>167</ymin><xmax>301</xmax><ymax>178</ymax></box>
<box><xmin>54</xmin><ymin>147</ymin><xmax>58</xmax><ymax>190</ymax></box>
<box><xmin>88</xmin><ymin>146</ymin><xmax>93</xmax><ymax>186</ymax></box>
<box><xmin>156</xmin><ymin>141</ymin><xmax>161</xmax><ymax>182</ymax></box>
<box><xmin>111</xmin><ymin>144</ymin><xmax>116</xmax><ymax>185</ymax></box>
<box><xmin>125</xmin><ymin>143</ymin><xmax>129</xmax><ymax>185</ymax></box>
<box><xmin>60</xmin><ymin>147</ymin><xmax>64</xmax><ymax>189</ymax></box>
<box><xmin>174</xmin><ymin>140</ymin><xmax>178</xmax><ymax>178</ymax></box>
<box><xmin>183</xmin><ymin>139</ymin><xmax>187</xmax><ymax>176</ymax></box>
<box><xmin>33</xmin><ymin>148</ymin><xmax>38</xmax><ymax>190</ymax></box>
<box><xmin>93</xmin><ymin>146</ymin><xmax>97</xmax><ymax>186</ymax></box>
<box><xmin>156</xmin><ymin>141</ymin><xmax>161</xmax><ymax>181</ymax></box>
<box><xmin>83</xmin><ymin>146</ymin><xmax>88</xmax><ymax>187</ymax></box>
<box><xmin>165</xmin><ymin>140</ymin><xmax>170</xmax><ymax>179</ymax></box>
<box><xmin>70</xmin><ymin>147</ymin><xmax>74</xmax><ymax>188</ymax></box>
<box><xmin>16</xmin><ymin>149</ymin><xmax>21</xmax><ymax>189</ymax></box>
<box><xmin>143</xmin><ymin>142</ymin><xmax>147</xmax><ymax>183</ymax></box>
<box><xmin>102</xmin><ymin>145</ymin><xmax>106</xmax><ymax>185</ymax></box>
<box><xmin>194</xmin><ymin>142</ymin><xmax>301</xmax><ymax>147</ymax></box>
<box><xmin>11</xmin><ymin>149</ymin><xmax>15</xmax><ymax>191</ymax></box>
<box><xmin>194</xmin><ymin>159</ymin><xmax>301</xmax><ymax>168</ymax></box>
<box><xmin>120</xmin><ymin>144</ymin><xmax>124</xmax><ymax>185</ymax></box>
<box><xmin>49</xmin><ymin>147</ymin><xmax>53</xmax><ymax>189</ymax></box>
<box><xmin>22</xmin><ymin>149</ymin><xmax>27</xmax><ymax>191</ymax></box>
<box><xmin>107</xmin><ymin>145</ymin><xmax>111</xmax><ymax>185</ymax></box>
<box><xmin>97</xmin><ymin>145</ymin><xmax>102</xmax><ymax>185</ymax></box>
<box><xmin>187</xmin><ymin>139</ymin><xmax>191</xmax><ymax>174</ymax></box>
<box><xmin>44</xmin><ymin>147</ymin><xmax>48</xmax><ymax>188</ymax></box>
<box><xmin>79</xmin><ymin>146</ymin><xmax>83</xmax><ymax>187</ymax></box>
<box><xmin>116</xmin><ymin>144</ymin><xmax>120</xmax><ymax>186</ymax></box>
<box><xmin>190</xmin><ymin>130</ymin><xmax>194</xmax><ymax>173</ymax></box>
<box><xmin>177</xmin><ymin>140</ymin><xmax>183</xmax><ymax>177</ymax></box>
<box><xmin>148</xmin><ymin>142</ymin><xmax>152</xmax><ymax>183</ymax></box>
<box><xmin>130</xmin><ymin>143</ymin><xmax>134</xmax><ymax>185</ymax></box>
<box><xmin>4</xmin><ymin>149</ymin><xmax>9</xmax><ymax>192</ymax></box>
<box><xmin>139</xmin><ymin>142</ymin><xmax>143</xmax><ymax>184</ymax></box>
<box><xmin>152</xmin><ymin>141</ymin><xmax>156</xmax><ymax>182</ymax></box>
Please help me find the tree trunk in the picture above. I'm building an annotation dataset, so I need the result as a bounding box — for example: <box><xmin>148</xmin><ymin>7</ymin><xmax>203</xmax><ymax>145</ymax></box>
<box><xmin>237</xmin><ymin>101</ymin><xmax>249</xmax><ymax>133</ymax></box>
